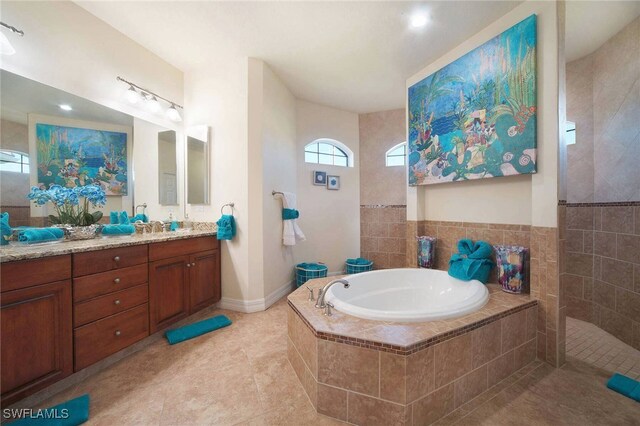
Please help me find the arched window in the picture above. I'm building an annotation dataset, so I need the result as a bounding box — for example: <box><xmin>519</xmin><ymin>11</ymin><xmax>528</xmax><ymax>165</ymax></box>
<box><xmin>304</xmin><ymin>138</ymin><xmax>353</xmax><ymax>167</ymax></box>
<box><xmin>385</xmin><ymin>142</ymin><xmax>406</xmax><ymax>167</ymax></box>
<box><xmin>0</xmin><ymin>150</ymin><xmax>29</xmax><ymax>173</ymax></box>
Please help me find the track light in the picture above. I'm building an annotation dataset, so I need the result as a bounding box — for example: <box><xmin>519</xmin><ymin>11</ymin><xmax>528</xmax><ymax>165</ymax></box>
<box><xmin>166</xmin><ymin>104</ymin><xmax>182</xmax><ymax>122</ymax></box>
<box><xmin>125</xmin><ymin>85</ymin><xmax>139</xmax><ymax>104</ymax></box>
<box><xmin>117</xmin><ymin>76</ymin><xmax>183</xmax><ymax>120</ymax></box>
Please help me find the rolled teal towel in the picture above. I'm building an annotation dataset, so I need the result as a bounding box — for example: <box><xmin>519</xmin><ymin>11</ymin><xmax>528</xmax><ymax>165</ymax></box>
<box><xmin>119</xmin><ymin>211</ymin><xmax>131</xmax><ymax>225</ymax></box>
<box><xmin>165</xmin><ymin>315</ymin><xmax>232</xmax><ymax>345</ymax></box>
<box><xmin>468</xmin><ymin>240</ymin><xmax>493</xmax><ymax>259</ymax></box>
<box><xmin>110</xmin><ymin>211</ymin><xmax>119</xmax><ymax>224</ymax></box>
<box><xmin>1</xmin><ymin>212</ymin><xmax>11</xmax><ymax>246</ymax></box>
<box><xmin>170</xmin><ymin>221</ymin><xmax>179</xmax><ymax>231</ymax></box>
<box><xmin>101</xmin><ymin>224</ymin><xmax>135</xmax><ymax>235</ymax></box>
<box><xmin>607</xmin><ymin>373</ymin><xmax>640</xmax><ymax>402</ymax></box>
<box><xmin>282</xmin><ymin>208</ymin><xmax>299</xmax><ymax>220</ymax></box>
<box><xmin>131</xmin><ymin>213</ymin><xmax>149</xmax><ymax>223</ymax></box>
<box><xmin>18</xmin><ymin>227</ymin><xmax>64</xmax><ymax>243</ymax></box>
<box><xmin>347</xmin><ymin>258</ymin><xmax>371</xmax><ymax>265</ymax></box>
<box><xmin>297</xmin><ymin>262</ymin><xmax>326</xmax><ymax>271</ymax></box>
<box><xmin>216</xmin><ymin>215</ymin><xmax>236</xmax><ymax>240</ymax></box>
<box><xmin>10</xmin><ymin>394</ymin><xmax>90</xmax><ymax>426</ymax></box>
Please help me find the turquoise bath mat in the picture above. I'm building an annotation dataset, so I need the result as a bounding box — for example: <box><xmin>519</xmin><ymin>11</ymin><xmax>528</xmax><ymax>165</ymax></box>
<box><xmin>607</xmin><ymin>373</ymin><xmax>640</xmax><ymax>402</ymax></box>
<box><xmin>165</xmin><ymin>315</ymin><xmax>232</xmax><ymax>345</ymax></box>
<box><xmin>10</xmin><ymin>394</ymin><xmax>90</xmax><ymax>425</ymax></box>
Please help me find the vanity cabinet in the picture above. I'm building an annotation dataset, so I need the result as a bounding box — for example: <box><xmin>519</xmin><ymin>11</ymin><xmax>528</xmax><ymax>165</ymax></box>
<box><xmin>0</xmin><ymin>234</ymin><xmax>220</xmax><ymax>405</ymax></box>
<box><xmin>149</xmin><ymin>237</ymin><xmax>220</xmax><ymax>333</ymax></box>
<box><xmin>1</xmin><ymin>256</ymin><xmax>73</xmax><ymax>405</ymax></box>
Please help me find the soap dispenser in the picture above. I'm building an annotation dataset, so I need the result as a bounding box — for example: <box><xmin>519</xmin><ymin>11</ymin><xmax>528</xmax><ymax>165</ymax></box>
<box><xmin>184</xmin><ymin>213</ymin><xmax>193</xmax><ymax>230</ymax></box>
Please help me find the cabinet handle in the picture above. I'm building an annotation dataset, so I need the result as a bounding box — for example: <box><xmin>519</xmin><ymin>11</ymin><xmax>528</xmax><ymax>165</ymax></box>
<box><xmin>115</xmin><ymin>330</ymin><xmax>121</xmax><ymax>336</ymax></box>
<box><xmin>114</xmin><ymin>278</ymin><xmax>121</xmax><ymax>284</ymax></box>
<box><xmin>114</xmin><ymin>256</ymin><xmax>121</xmax><ymax>262</ymax></box>
<box><xmin>114</xmin><ymin>299</ymin><xmax>121</xmax><ymax>305</ymax></box>
<box><xmin>186</xmin><ymin>263</ymin><xmax>191</xmax><ymax>268</ymax></box>
<box><xmin>192</xmin><ymin>262</ymin><xmax>196</xmax><ymax>266</ymax></box>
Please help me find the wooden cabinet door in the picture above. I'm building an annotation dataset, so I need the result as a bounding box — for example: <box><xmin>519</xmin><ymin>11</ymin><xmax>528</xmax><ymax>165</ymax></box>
<box><xmin>189</xmin><ymin>250</ymin><xmax>220</xmax><ymax>313</ymax></box>
<box><xmin>1</xmin><ymin>280</ymin><xmax>73</xmax><ymax>405</ymax></box>
<box><xmin>149</xmin><ymin>256</ymin><xmax>190</xmax><ymax>333</ymax></box>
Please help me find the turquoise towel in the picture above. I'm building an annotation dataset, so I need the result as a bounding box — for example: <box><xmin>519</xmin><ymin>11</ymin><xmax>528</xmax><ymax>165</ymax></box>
<box><xmin>101</xmin><ymin>224</ymin><xmax>135</xmax><ymax>235</ymax></box>
<box><xmin>131</xmin><ymin>213</ymin><xmax>148</xmax><ymax>223</ymax></box>
<box><xmin>448</xmin><ymin>239</ymin><xmax>494</xmax><ymax>284</ymax></box>
<box><xmin>109</xmin><ymin>211</ymin><xmax>119</xmax><ymax>224</ymax></box>
<box><xmin>18</xmin><ymin>228</ymin><xmax>64</xmax><ymax>243</ymax></box>
<box><xmin>119</xmin><ymin>211</ymin><xmax>130</xmax><ymax>225</ymax></box>
<box><xmin>297</xmin><ymin>262</ymin><xmax>327</xmax><ymax>271</ymax></box>
<box><xmin>165</xmin><ymin>315</ymin><xmax>232</xmax><ymax>345</ymax></box>
<box><xmin>216</xmin><ymin>215</ymin><xmax>236</xmax><ymax>240</ymax></box>
<box><xmin>1</xmin><ymin>212</ymin><xmax>11</xmax><ymax>246</ymax></box>
<box><xmin>9</xmin><ymin>394</ymin><xmax>90</xmax><ymax>425</ymax></box>
<box><xmin>282</xmin><ymin>208</ymin><xmax>299</xmax><ymax>220</ymax></box>
<box><xmin>346</xmin><ymin>258</ymin><xmax>371</xmax><ymax>265</ymax></box>
<box><xmin>607</xmin><ymin>373</ymin><xmax>640</xmax><ymax>402</ymax></box>
<box><xmin>170</xmin><ymin>221</ymin><xmax>179</xmax><ymax>231</ymax></box>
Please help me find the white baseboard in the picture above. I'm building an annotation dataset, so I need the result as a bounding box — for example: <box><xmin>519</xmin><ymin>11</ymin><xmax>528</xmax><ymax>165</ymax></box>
<box><xmin>217</xmin><ymin>280</ymin><xmax>296</xmax><ymax>313</ymax></box>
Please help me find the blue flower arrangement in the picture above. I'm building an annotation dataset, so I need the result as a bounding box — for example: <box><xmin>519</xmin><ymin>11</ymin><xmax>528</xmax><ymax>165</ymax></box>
<box><xmin>27</xmin><ymin>184</ymin><xmax>106</xmax><ymax>226</ymax></box>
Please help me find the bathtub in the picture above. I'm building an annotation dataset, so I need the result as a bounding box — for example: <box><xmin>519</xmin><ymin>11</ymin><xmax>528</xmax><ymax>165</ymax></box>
<box><xmin>325</xmin><ymin>268</ymin><xmax>489</xmax><ymax>322</ymax></box>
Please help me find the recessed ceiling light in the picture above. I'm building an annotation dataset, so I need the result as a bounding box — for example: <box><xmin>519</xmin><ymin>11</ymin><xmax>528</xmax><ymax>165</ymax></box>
<box><xmin>59</xmin><ymin>104</ymin><xmax>72</xmax><ymax>111</ymax></box>
<box><xmin>410</xmin><ymin>13</ymin><xmax>429</xmax><ymax>29</ymax></box>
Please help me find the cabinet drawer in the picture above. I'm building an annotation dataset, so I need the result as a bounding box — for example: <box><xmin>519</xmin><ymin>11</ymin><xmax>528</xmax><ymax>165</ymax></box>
<box><xmin>74</xmin><ymin>303</ymin><xmax>149</xmax><ymax>371</ymax></box>
<box><xmin>73</xmin><ymin>264</ymin><xmax>148</xmax><ymax>303</ymax></box>
<box><xmin>149</xmin><ymin>237</ymin><xmax>218</xmax><ymax>261</ymax></box>
<box><xmin>73</xmin><ymin>245</ymin><xmax>148</xmax><ymax>277</ymax></box>
<box><xmin>74</xmin><ymin>284</ymin><xmax>148</xmax><ymax>327</ymax></box>
<box><xmin>1</xmin><ymin>255</ymin><xmax>71</xmax><ymax>292</ymax></box>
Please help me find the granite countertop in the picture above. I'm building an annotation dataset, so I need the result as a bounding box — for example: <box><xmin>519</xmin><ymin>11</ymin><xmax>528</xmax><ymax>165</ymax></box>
<box><xmin>288</xmin><ymin>276</ymin><xmax>537</xmax><ymax>351</ymax></box>
<box><xmin>0</xmin><ymin>230</ymin><xmax>218</xmax><ymax>263</ymax></box>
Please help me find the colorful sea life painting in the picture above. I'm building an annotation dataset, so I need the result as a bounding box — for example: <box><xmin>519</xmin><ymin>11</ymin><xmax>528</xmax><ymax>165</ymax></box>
<box><xmin>36</xmin><ymin>124</ymin><xmax>128</xmax><ymax>195</ymax></box>
<box><xmin>408</xmin><ymin>15</ymin><xmax>537</xmax><ymax>186</ymax></box>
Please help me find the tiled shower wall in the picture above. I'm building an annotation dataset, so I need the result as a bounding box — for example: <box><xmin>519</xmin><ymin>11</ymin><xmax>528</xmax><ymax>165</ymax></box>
<box><xmin>405</xmin><ymin>220</ymin><xmax>564</xmax><ymax>367</ymax></box>
<box><xmin>562</xmin><ymin>203</ymin><xmax>640</xmax><ymax>350</ymax></box>
<box><xmin>360</xmin><ymin>205</ymin><xmax>407</xmax><ymax>269</ymax></box>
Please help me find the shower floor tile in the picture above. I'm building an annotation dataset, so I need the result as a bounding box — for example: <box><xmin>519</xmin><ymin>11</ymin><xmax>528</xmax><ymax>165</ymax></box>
<box><xmin>566</xmin><ymin>316</ymin><xmax>640</xmax><ymax>380</ymax></box>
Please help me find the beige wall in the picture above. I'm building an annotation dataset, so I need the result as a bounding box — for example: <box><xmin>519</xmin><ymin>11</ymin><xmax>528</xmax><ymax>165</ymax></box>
<box><xmin>295</xmin><ymin>100</ymin><xmax>360</xmax><ymax>274</ymax></box>
<box><xmin>406</xmin><ymin>1</ymin><xmax>559</xmax><ymax>228</ymax></box>
<box><xmin>358</xmin><ymin>109</ymin><xmax>406</xmax><ymax>206</ymax></box>
<box><xmin>566</xmin><ymin>17</ymin><xmax>640</xmax><ymax>203</ymax></box>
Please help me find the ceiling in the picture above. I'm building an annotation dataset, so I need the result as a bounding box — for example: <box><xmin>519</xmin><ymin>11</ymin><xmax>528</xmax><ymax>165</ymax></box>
<box><xmin>565</xmin><ymin>1</ymin><xmax>640</xmax><ymax>63</ymax></box>
<box><xmin>76</xmin><ymin>1</ymin><xmax>521</xmax><ymax>114</ymax></box>
<box><xmin>1</xmin><ymin>70</ymin><xmax>133</xmax><ymax>126</ymax></box>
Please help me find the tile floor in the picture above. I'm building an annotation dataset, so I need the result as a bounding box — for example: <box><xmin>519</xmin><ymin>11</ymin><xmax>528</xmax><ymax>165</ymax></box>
<box><xmin>566</xmin><ymin>316</ymin><xmax>640</xmax><ymax>380</ymax></box>
<box><xmin>30</xmin><ymin>299</ymin><xmax>639</xmax><ymax>425</ymax></box>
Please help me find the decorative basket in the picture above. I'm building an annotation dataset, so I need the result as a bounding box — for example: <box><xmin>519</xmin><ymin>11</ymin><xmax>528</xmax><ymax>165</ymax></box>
<box><xmin>345</xmin><ymin>259</ymin><xmax>373</xmax><ymax>274</ymax></box>
<box><xmin>494</xmin><ymin>245</ymin><xmax>528</xmax><ymax>294</ymax></box>
<box><xmin>417</xmin><ymin>236</ymin><xmax>437</xmax><ymax>268</ymax></box>
<box><xmin>295</xmin><ymin>263</ymin><xmax>328</xmax><ymax>287</ymax></box>
<box><xmin>55</xmin><ymin>224</ymin><xmax>102</xmax><ymax>241</ymax></box>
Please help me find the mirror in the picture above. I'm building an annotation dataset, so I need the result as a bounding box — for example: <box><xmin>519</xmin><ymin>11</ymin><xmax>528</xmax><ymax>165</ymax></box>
<box><xmin>186</xmin><ymin>125</ymin><xmax>210</xmax><ymax>205</ymax></box>
<box><xmin>158</xmin><ymin>130</ymin><xmax>178</xmax><ymax>205</ymax></box>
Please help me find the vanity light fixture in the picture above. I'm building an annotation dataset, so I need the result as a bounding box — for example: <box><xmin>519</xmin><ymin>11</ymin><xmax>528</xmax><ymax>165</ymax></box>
<box><xmin>0</xmin><ymin>22</ymin><xmax>24</xmax><ymax>56</ymax></box>
<box><xmin>116</xmin><ymin>76</ymin><xmax>183</xmax><ymax>122</ymax></box>
<box><xmin>59</xmin><ymin>104</ymin><xmax>72</xmax><ymax>111</ymax></box>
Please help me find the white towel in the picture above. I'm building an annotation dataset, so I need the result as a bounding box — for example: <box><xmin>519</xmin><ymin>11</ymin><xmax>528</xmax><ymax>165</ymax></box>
<box><xmin>281</xmin><ymin>192</ymin><xmax>305</xmax><ymax>246</ymax></box>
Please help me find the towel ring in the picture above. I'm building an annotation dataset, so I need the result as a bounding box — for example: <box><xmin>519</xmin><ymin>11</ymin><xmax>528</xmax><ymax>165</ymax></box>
<box><xmin>221</xmin><ymin>203</ymin><xmax>235</xmax><ymax>215</ymax></box>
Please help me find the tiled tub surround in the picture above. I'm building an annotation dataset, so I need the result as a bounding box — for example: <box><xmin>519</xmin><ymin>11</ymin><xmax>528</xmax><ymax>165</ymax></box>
<box><xmin>405</xmin><ymin>220</ymin><xmax>563</xmax><ymax>367</ymax></box>
<box><xmin>360</xmin><ymin>205</ymin><xmax>407</xmax><ymax>269</ymax></box>
<box><xmin>561</xmin><ymin>203</ymin><xmax>640</xmax><ymax>350</ymax></box>
<box><xmin>287</xmin><ymin>277</ymin><xmax>538</xmax><ymax>425</ymax></box>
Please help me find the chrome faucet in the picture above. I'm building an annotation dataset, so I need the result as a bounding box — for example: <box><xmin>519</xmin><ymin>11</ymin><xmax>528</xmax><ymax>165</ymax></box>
<box><xmin>315</xmin><ymin>279</ymin><xmax>350</xmax><ymax>309</ymax></box>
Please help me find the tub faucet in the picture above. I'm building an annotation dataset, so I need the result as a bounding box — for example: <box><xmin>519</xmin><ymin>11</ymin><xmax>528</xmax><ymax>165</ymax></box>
<box><xmin>315</xmin><ymin>279</ymin><xmax>350</xmax><ymax>309</ymax></box>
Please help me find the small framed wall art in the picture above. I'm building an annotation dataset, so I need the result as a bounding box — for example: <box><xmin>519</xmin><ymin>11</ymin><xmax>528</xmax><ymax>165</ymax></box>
<box><xmin>327</xmin><ymin>175</ymin><xmax>340</xmax><ymax>190</ymax></box>
<box><xmin>313</xmin><ymin>171</ymin><xmax>327</xmax><ymax>186</ymax></box>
